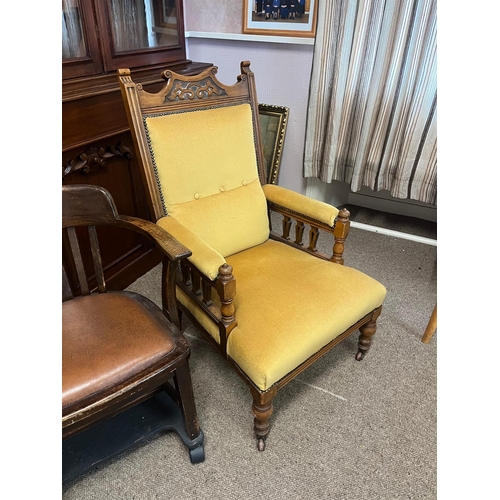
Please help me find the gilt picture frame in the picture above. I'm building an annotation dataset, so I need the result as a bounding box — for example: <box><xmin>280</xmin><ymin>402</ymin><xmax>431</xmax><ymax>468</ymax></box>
<box><xmin>258</xmin><ymin>103</ymin><xmax>289</xmax><ymax>184</ymax></box>
<box><xmin>243</xmin><ymin>0</ymin><xmax>317</xmax><ymax>38</ymax></box>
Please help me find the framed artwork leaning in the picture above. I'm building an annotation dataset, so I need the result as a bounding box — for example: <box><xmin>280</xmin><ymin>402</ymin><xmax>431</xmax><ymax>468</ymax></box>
<box><xmin>243</xmin><ymin>0</ymin><xmax>317</xmax><ymax>38</ymax></box>
<box><xmin>258</xmin><ymin>103</ymin><xmax>289</xmax><ymax>184</ymax></box>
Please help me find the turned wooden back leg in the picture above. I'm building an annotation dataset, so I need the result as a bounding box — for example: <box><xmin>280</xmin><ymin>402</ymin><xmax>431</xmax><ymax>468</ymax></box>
<box><xmin>250</xmin><ymin>386</ymin><xmax>277</xmax><ymax>452</ymax></box>
<box><xmin>356</xmin><ymin>307</ymin><xmax>382</xmax><ymax>361</ymax></box>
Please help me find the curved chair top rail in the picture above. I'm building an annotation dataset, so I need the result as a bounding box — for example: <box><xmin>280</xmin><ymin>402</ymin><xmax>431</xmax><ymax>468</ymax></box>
<box><xmin>117</xmin><ymin>61</ymin><xmax>258</xmax><ymax>116</ymax></box>
<box><xmin>62</xmin><ymin>184</ymin><xmax>119</xmax><ymax>228</ymax></box>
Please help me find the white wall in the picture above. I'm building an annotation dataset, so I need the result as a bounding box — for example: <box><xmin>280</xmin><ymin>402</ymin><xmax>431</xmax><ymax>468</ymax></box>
<box><xmin>185</xmin><ymin>36</ymin><xmax>313</xmax><ymax>195</ymax></box>
<box><xmin>184</xmin><ymin>0</ymin><xmax>242</xmax><ymax>33</ymax></box>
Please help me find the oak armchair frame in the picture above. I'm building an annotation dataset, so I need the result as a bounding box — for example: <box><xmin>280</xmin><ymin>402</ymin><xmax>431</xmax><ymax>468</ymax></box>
<box><xmin>118</xmin><ymin>62</ymin><xmax>383</xmax><ymax>450</ymax></box>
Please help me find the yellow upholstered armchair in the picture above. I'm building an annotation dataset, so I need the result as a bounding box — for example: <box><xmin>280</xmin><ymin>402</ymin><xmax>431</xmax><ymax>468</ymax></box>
<box><xmin>118</xmin><ymin>62</ymin><xmax>387</xmax><ymax>451</ymax></box>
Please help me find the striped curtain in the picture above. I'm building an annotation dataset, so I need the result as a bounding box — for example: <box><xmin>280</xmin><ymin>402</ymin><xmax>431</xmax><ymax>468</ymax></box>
<box><xmin>304</xmin><ymin>0</ymin><xmax>437</xmax><ymax>206</ymax></box>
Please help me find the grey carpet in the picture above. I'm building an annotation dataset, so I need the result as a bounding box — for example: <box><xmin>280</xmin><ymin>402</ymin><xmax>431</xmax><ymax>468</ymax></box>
<box><xmin>62</xmin><ymin>216</ymin><xmax>437</xmax><ymax>499</ymax></box>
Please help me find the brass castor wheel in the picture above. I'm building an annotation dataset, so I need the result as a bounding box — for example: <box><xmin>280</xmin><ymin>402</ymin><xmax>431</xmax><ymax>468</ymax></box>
<box><xmin>257</xmin><ymin>438</ymin><xmax>266</xmax><ymax>452</ymax></box>
<box><xmin>189</xmin><ymin>444</ymin><xmax>205</xmax><ymax>464</ymax></box>
<box><xmin>355</xmin><ymin>350</ymin><xmax>365</xmax><ymax>361</ymax></box>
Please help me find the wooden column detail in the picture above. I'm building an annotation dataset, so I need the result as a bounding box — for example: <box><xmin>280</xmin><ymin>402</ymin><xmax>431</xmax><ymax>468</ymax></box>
<box><xmin>332</xmin><ymin>208</ymin><xmax>351</xmax><ymax>264</ymax></box>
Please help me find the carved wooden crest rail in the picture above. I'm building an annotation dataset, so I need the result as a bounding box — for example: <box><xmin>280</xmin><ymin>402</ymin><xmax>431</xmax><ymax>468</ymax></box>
<box><xmin>164</xmin><ymin>77</ymin><xmax>227</xmax><ymax>102</ymax></box>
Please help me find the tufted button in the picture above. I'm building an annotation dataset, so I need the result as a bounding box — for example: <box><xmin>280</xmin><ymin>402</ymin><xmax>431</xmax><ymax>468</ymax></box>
<box><xmin>242</xmin><ymin>179</ymin><xmax>248</xmax><ymax>186</ymax></box>
<box><xmin>194</xmin><ymin>193</ymin><xmax>200</xmax><ymax>200</ymax></box>
<box><xmin>219</xmin><ymin>186</ymin><xmax>225</xmax><ymax>192</ymax></box>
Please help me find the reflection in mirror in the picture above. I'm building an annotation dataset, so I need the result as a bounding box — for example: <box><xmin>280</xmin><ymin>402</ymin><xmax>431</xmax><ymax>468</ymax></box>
<box><xmin>109</xmin><ymin>0</ymin><xmax>179</xmax><ymax>53</ymax></box>
<box><xmin>258</xmin><ymin>104</ymin><xmax>289</xmax><ymax>184</ymax></box>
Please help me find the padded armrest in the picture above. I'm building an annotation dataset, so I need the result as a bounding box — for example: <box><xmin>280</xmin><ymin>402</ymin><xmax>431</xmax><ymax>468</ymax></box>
<box><xmin>157</xmin><ymin>216</ymin><xmax>226</xmax><ymax>281</ymax></box>
<box><xmin>262</xmin><ymin>184</ymin><xmax>339</xmax><ymax>227</ymax></box>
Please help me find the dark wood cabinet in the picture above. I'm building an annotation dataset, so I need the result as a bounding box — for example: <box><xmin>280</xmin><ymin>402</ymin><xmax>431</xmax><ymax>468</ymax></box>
<box><xmin>62</xmin><ymin>0</ymin><xmax>212</xmax><ymax>292</ymax></box>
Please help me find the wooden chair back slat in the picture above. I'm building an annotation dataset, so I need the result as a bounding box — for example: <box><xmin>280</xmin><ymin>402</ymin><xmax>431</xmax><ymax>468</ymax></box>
<box><xmin>88</xmin><ymin>225</ymin><xmax>106</xmax><ymax>293</ymax></box>
<box><xmin>66</xmin><ymin>226</ymin><xmax>90</xmax><ymax>296</ymax></box>
<box><xmin>62</xmin><ymin>266</ymin><xmax>74</xmax><ymax>302</ymax></box>
<box><xmin>63</xmin><ymin>184</ymin><xmax>120</xmax><ymax>296</ymax></box>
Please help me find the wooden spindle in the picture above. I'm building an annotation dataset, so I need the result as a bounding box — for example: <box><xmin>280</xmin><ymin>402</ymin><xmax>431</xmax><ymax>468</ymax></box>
<box><xmin>308</xmin><ymin>226</ymin><xmax>319</xmax><ymax>252</ymax></box>
<box><xmin>88</xmin><ymin>226</ymin><xmax>106</xmax><ymax>293</ymax></box>
<box><xmin>180</xmin><ymin>260</ymin><xmax>192</xmax><ymax>285</ymax></box>
<box><xmin>202</xmin><ymin>282</ymin><xmax>213</xmax><ymax>306</ymax></box>
<box><xmin>192</xmin><ymin>270</ymin><xmax>202</xmax><ymax>295</ymax></box>
<box><xmin>282</xmin><ymin>215</ymin><xmax>292</xmax><ymax>240</ymax></box>
<box><xmin>295</xmin><ymin>221</ymin><xmax>305</xmax><ymax>245</ymax></box>
<box><xmin>67</xmin><ymin>226</ymin><xmax>89</xmax><ymax>296</ymax></box>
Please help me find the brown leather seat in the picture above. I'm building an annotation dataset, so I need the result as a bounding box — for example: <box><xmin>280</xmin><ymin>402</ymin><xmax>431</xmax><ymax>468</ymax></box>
<box><xmin>63</xmin><ymin>292</ymin><xmax>176</xmax><ymax>414</ymax></box>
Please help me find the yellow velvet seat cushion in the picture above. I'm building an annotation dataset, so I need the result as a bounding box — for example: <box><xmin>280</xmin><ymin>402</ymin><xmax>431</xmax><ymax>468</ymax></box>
<box><xmin>178</xmin><ymin>239</ymin><xmax>386</xmax><ymax>391</ymax></box>
<box><xmin>144</xmin><ymin>103</ymin><xmax>269</xmax><ymax>257</ymax></box>
<box><xmin>226</xmin><ymin>240</ymin><xmax>386</xmax><ymax>391</ymax></box>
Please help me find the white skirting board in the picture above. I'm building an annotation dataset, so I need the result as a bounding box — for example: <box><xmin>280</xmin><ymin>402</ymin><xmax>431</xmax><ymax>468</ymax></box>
<box><xmin>350</xmin><ymin>221</ymin><xmax>437</xmax><ymax>247</ymax></box>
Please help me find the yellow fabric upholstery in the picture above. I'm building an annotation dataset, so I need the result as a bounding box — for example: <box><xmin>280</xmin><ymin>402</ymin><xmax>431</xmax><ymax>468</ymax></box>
<box><xmin>157</xmin><ymin>216</ymin><xmax>226</xmax><ymax>281</ymax></box>
<box><xmin>262</xmin><ymin>184</ymin><xmax>339</xmax><ymax>227</ymax></box>
<box><xmin>219</xmin><ymin>240</ymin><xmax>387</xmax><ymax>391</ymax></box>
<box><xmin>177</xmin><ymin>287</ymin><xmax>221</xmax><ymax>344</ymax></box>
<box><xmin>144</xmin><ymin>103</ymin><xmax>269</xmax><ymax>256</ymax></box>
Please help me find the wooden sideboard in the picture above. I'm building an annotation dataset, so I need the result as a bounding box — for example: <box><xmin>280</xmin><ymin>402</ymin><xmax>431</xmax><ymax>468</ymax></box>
<box><xmin>62</xmin><ymin>0</ymin><xmax>211</xmax><ymax>292</ymax></box>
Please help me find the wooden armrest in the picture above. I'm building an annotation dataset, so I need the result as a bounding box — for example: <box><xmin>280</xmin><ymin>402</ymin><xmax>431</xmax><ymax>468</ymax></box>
<box><xmin>155</xmin><ymin>217</ymin><xmax>237</xmax><ymax>352</ymax></box>
<box><xmin>116</xmin><ymin>215</ymin><xmax>191</xmax><ymax>261</ymax></box>
<box><xmin>263</xmin><ymin>185</ymin><xmax>350</xmax><ymax>265</ymax></box>
<box><xmin>156</xmin><ymin>216</ymin><xmax>226</xmax><ymax>281</ymax></box>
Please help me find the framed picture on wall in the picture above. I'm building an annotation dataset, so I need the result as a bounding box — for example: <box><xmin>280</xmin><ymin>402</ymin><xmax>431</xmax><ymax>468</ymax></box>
<box><xmin>243</xmin><ymin>0</ymin><xmax>317</xmax><ymax>38</ymax></box>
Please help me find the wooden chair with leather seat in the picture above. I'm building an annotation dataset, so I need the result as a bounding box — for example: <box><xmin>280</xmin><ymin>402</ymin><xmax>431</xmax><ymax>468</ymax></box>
<box><xmin>62</xmin><ymin>184</ymin><xmax>205</xmax><ymax>477</ymax></box>
<box><xmin>117</xmin><ymin>61</ymin><xmax>387</xmax><ymax>451</ymax></box>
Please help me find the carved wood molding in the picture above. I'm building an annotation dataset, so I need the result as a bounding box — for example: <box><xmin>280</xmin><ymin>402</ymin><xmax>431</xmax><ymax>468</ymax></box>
<box><xmin>62</xmin><ymin>142</ymin><xmax>132</xmax><ymax>179</ymax></box>
<box><xmin>164</xmin><ymin>77</ymin><xmax>227</xmax><ymax>102</ymax></box>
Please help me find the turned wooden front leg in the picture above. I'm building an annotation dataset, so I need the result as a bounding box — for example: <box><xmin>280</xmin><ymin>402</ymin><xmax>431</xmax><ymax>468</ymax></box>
<box><xmin>250</xmin><ymin>386</ymin><xmax>277</xmax><ymax>451</ymax></box>
<box><xmin>356</xmin><ymin>307</ymin><xmax>382</xmax><ymax>361</ymax></box>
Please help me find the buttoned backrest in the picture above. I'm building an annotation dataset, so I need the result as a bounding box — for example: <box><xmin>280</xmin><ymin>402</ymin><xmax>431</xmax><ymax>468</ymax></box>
<box><xmin>144</xmin><ymin>103</ymin><xmax>270</xmax><ymax>257</ymax></box>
